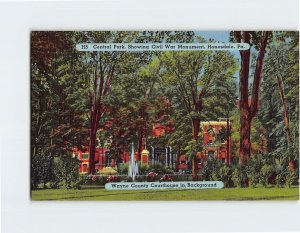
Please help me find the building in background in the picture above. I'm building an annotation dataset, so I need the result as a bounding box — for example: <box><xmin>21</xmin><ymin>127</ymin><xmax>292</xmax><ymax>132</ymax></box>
<box><xmin>72</xmin><ymin>119</ymin><xmax>232</xmax><ymax>174</ymax></box>
<box><xmin>178</xmin><ymin>119</ymin><xmax>232</xmax><ymax>172</ymax></box>
<box><xmin>72</xmin><ymin>147</ymin><xmax>130</xmax><ymax>174</ymax></box>
<box><xmin>201</xmin><ymin>119</ymin><xmax>232</xmax><ymax>163</ymax></box>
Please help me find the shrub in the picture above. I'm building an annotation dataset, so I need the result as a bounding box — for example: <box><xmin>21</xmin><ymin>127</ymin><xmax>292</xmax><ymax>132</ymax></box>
<box><xmin>45</xmin><ymin>181</ymin><xmax>60</xmax><ymax>189</ymax></box>
<box><xmin>121</xmin><ymin>176</ymin><xmax>133</xmax><ymax>182</ymax></box>
<box><xmin>118</xmin><ymin>163</ymin><xmax>129</xmax><ymax>175</ymax></box>
<box><xmin>139</xmin><ymin>164</ymin><xmax>150</xmax><ymax>175</ymax></box>
<box><xmin>97</xmin><ymin>176</ymin><xmax>109</xmax><ymax>185</ymax></box>
<box><xmin>212</xmin><ymin>165</ymin><xmax>233</xmax><ymax>188</ymax></box>
<box><xmin>31</xmin><ymin>153</ymin><xmax>53</xmax><ymax>189</ymax></box>
<box><xmin>72</xmin><ymin>180</ymin><xmax>82</xmax><ymax>190</ymax></box>
<box><xmin>148</xmin><ymin>163</ymin><xmax>167</xmax><ymax>175</ymax></box>
<box><xmin>165</xmin><ymin>168</ymin><xmax>175</xmax><ymax>174</ymax></box>
<box><xmin>232</xmin><ymin>167</ymin><xmax>247</xmax><ymax>188</ymax></box>
<box><xmin>286</xmin><ymin>170</ymin><xmax>298</xmax><ymax>188</ymax></box>
<box><xmin>231</xmin><ymin>155</ymin><xmax>240</xmax><ymax>165</ymax></box>
<box><xmin>53</xmin><ymin>156</ymin><xmax>80</xmax><ymax>189</ymax></box>
<box><xmin>275</xmin><ymin>169</ymin><xmax>287</xmax><ymax>188</ymax></box>
<box><xmin>107</xmin><ymin>175</ymin><xmax>120</xmax><ymax>183</ymax></box>
<box><xmin>259</xmin><ymin>164</ymin><xmax>274</xmax><ymax>187</ymax></box>
<box><xmin>160</xmin><ymin>175</ymin><xmax>173</xmax><ymax>182</ymax></box>
<box><xmin>135</xmin><ymin>175</ymin><xmax>146</xmax><ymax>182</ymax></box>
<box><xmin>247</xmin><ymin>170</ymin><xmax>260</xmax><ymax>188</ymax></box>
<box><xmin>246</xmin><ymin>155</ymin><xmax>263</xmax><ymax>187</ymax></box>
<box><xmin>32</xmin><ymin>153</ymin><xmax>81</xmax><ymax>190</ymax></box>
<box><xmin>199</xmin><ymin>158</ymin><xmax>221</xmax><ymax>181</ymax></box>
<box><xmin>146</xmin><ymin>172</ymin><xmax>158</xmax><ymax>182</ymax></box>
<box><xmin>81</xmin><ymin>175</ymin><xmax>108</xmax><ymax>186</ymax></box>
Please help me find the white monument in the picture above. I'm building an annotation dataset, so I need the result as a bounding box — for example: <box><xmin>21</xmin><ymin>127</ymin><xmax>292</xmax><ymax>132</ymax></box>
<box><xmin>128</xmin><ymin>142</ymin><xmax>139</xmax><ymax>181</ymax></box>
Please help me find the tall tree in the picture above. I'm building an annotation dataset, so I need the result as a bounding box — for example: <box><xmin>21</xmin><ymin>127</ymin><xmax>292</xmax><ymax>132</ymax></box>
<box><xmin>106</xmin><ymin>58</ymin><xmax>175</xmax><ymax>162</ymax></box>
<box><xmin>264</xmin><ymin>43</ymin><xmax>292</xmax><ymax>145</ymax></box>
<box><xmin>31</xmin><ymin>31</ymin><xmax>73</xmax><ymax>157</ymax></box>
<box><xmin>259</xmin><ymin>32</ymin><xmax>299</xmax><ymax>170</ymax></box>
<box><xmin>161</xmin><ymin>47</ymin><xmax>237</xmax><ymax>179</ymax></box>
<box><xmin>232</xmin><ymin>31</ymin><xmax>271</xmax><ymax>165</ymax></box>
<box><xmin>78</xmin><ymin>31</ymin><xmax>196</xmax><ymax>173</ymax></box>
<box><xmin>76</xmin><ymin>32</ymin><xmax>142</xmax><ymax>174</ymax></box>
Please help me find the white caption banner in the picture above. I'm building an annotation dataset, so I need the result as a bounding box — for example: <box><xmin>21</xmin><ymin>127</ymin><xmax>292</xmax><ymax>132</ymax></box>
<box><xmin>105</xmin><ymin>181</ymin><xmax>224</xmax><ymax>190</ymax></box>
<box><xmin>76</xmin><ymin>43</ymin><xmax>250</xmax><ymax>52</ymax></box>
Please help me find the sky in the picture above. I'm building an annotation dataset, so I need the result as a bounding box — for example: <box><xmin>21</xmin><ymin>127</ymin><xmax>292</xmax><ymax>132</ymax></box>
<box><xmin>196</xmin><ymin>31</ymin><xmax>230</xmax><ymax>42</ymax></box>
<box><xmin>196</xmin><ymin>31</ymin><xmax>240</xmax><ymax>61</ymax></box>
<box><xmin>195</xmin><ymin>31</ymin><xmax>241</xmax><ymax>83</ymax></box>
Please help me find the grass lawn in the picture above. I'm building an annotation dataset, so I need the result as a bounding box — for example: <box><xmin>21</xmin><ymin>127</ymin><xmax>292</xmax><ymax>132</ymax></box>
<box><xmin>32</xmin><ymin>186</ymin><xmax>299</xmax><ymax>201</ymax></box>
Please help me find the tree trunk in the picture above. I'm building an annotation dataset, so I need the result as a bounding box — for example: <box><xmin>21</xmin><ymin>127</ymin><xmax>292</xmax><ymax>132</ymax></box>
<box><xmin>192</xmin><ymin>118</ymin><xmax>200</xmax><ymax>139</ymax></box>
<box><xmin>192</xmin><ymin>156</ymin><xmax>198</xmax><ymax>180</ymax></box>
<box><xmin>138</xmin><ymin>128</ymin><xmax>145</xmax><ymax>161</ymax></box>
<box><xmin>237</xmin><ymin>32</ymin><xmax>251</xmax><ymax>165</ymax></box>
<box><xmin>276</xmin><ymin>75</ymin><xmax>291</xmax><ymax>146</ymax></box>
<box><xmin>89</xmin><ymin>127</ymin><xmax>97</xmax><ymax>174</ymax></box>
<box><xmin>226</xmin><ymin>118</ymin><xmax>231</xmax><ymax>164</ymax></box>
<box><xmin>289</xmin><ymin>160</ymin><xmax>294</xmax><ymax>172</ymax></box>
<box><xmin>176</xmin><ymin>151</ymin><xmax>180</xmax><ymax>172</ymax></box>
<box><xmin>236</xmin><ymin>31</ymin><xmax>270</xmax><ymax>165</ymax></box>
<box><xmin>89</xmin><ymin>106</ymin><xmax>100</xmax><ymax>174</ymax></box>
<box><xmin>276</xmin><ymin>75</ymin><xmax>294</xmax><ymax>173</ymax></box>
<box><xmin>87</xmin><ymin>65</ymin><xmax>114</xmax><ymax>174</ymax></box>
<box><xmin>192</xmin><ymin>119</ymin><xmax>200</xmax><ymax>180</ymax></box>
<box><xmin>239</xmin><ymin>115</ymin><xmax>252</xmax><ymax>165</ymax></box>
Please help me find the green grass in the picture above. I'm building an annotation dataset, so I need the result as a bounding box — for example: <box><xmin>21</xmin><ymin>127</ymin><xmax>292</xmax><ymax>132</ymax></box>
<box><xmin>32</xmin><ymin>186</ymin><xmax>299</xmax><ymax>200</ymax></box>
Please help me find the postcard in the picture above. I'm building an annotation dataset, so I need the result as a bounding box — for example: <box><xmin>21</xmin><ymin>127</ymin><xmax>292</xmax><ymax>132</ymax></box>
<box><xmin>31</xmin><ymin>31</ymin><xmax>299</xmax><ymax>200</ymax></box>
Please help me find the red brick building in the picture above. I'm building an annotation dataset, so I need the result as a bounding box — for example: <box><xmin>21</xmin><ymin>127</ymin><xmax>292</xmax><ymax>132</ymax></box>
<box><xmin>178</xmin><ymin>120</ymin><xmax>232</xmax><ymax>171</ymax></box>
<box><xmin>73</xmin><ymin>120</ymin><xmax>231</xmax><ymax>174</ymax></box>
<box><xmin>72</xmin><ymin>147</ymin><xmax>130</xmax><ymax>174</ymax></box>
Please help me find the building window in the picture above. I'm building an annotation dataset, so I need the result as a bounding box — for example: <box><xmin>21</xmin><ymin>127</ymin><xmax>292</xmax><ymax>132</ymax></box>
<box><xmin>73</xmin><ymin>153</ymin><xmax>79</xmax><ymax>159</ymax></box>
<box><xmin>197</xmin><ymin>158</ymin><xmax>202</xmax><ymax>164</ymax></box>
<box><xmin>82</xmin><ymin>153</ymin><xmax>89</xmax><ymax>159</ymax></box>
<box><xmin>82</xmin><ymin>164</ymin><xmax>88</xmax><ymax>172</ymax></box>
<box><xmin>180</xmin><ymin>160</ymin><xmax>186</xmax><ymax>164</ymax></box>
<box><xmin>208</xmin><ymin>151</ymin><xmax>215</xmax><ymax>159</ymax></box>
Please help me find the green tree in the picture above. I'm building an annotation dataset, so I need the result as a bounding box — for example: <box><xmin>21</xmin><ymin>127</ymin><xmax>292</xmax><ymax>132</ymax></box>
<box><xmin>161</xmin><ymin>45</ymin><xmax>237</xmax><ymax>179</ymax></box>
<box><xmin>258</xmin><ymin>32</ymin><xmax>299</xmax><ymax>172</ymax></box>
<box><xmin>232</xmin><ymin>31</ymin><xmax>272</xmax><ymax>165</ymax></box>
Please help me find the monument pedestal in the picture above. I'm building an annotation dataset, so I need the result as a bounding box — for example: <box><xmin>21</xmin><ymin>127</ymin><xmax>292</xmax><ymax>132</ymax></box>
<box><xmin>141</xmin><ymin>149</ymin><xmax>149</xmax><ymax>165</ymax></box>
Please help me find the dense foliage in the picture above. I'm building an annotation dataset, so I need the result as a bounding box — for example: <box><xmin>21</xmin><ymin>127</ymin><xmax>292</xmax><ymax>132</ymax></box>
<box><xmin>31</xmin><ymin>31</ymin><xmax>299</xmax><ymax>189</ymax></box>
